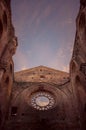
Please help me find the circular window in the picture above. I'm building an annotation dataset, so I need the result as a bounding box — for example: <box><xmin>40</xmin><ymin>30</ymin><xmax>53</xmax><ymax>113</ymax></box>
<box><xmin>31</xmin><ymin>92</ymin><xmax>55</xmax><ymax>110</ymax></box>
<box><xmin>36</xmin><ymin>96</ymin><xmax>49</xmax><ymax>107</ymax></box>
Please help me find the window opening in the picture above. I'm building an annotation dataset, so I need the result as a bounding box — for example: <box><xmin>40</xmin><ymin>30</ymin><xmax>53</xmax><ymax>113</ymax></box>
<box><xmin>11</xmin><ymin>107</ymin><xmax>18</xmax><ymax>116</ymax></box>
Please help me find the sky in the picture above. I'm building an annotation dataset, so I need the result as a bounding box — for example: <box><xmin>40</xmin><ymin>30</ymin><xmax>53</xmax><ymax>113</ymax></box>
<box><xmin>11</xmin><ymin>0</ymin><xmax>80</xmax><ymax>72</ymax></box>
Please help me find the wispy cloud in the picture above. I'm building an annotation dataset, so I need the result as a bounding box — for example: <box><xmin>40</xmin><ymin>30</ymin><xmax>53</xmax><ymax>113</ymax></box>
<box><xmin>13</xmin><ymin>48</ymin><xmax>30</xmax><ymax>71</ymax></box>
<box><xmin>11</xmin><ymin>0</ymin><xmax>78</xmax><ymax>72</ymax></box>
<box><xmin>49</xmin><ymin>42</ymin><xmax>73</xmax><ymax>72</ymax></box>
<box><xmin>61</xmin><ymin>18</ymin><xmax>73</xmax><ymax>27</ymax></box>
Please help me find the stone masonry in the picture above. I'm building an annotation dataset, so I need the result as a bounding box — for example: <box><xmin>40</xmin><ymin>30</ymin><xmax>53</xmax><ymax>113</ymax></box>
<box><xmin>0</xmin><ymin>0</ymin><xmax>86</xmax><ymax>130</ymax></box>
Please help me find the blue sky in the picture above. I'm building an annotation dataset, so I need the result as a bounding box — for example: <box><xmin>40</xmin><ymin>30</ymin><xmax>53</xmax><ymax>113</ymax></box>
<box><xmin>11</xmin><ymin>0</ymin><xmax>79</xmax><ymax>72</ymax></box>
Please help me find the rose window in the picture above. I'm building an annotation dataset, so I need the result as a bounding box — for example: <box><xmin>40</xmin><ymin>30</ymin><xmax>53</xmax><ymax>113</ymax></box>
<box><xmin>31</xmin><ymin>92</ymin><xmax>55</xmax><ymax>110</ymax></box>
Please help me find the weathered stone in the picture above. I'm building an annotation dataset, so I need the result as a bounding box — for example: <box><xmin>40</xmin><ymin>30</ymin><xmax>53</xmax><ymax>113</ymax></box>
<box><xmin>0</xmin><ymin>0</ymin><xmax>17</xmax><ymax>129</ymax></box>
<box><xmin>80</xmin><ymin>63</ymin><xmax>86</xmax><ymax>76</ymax></box>
<box><xmin>0</xmin><ymin>0</ymin><xmax>86</xmax><ymax>130</ymax></box>
<box><xmin>80</xmin><ymin>0</ymin><xmax>86</xmax><ymax>7</ymax></box>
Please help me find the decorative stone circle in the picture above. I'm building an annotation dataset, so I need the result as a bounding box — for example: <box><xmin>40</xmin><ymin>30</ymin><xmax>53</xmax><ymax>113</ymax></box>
<box><xmin>31</xmin><ymin>92</ymin><xmax>55</xmax><ymax>111</ymax></box>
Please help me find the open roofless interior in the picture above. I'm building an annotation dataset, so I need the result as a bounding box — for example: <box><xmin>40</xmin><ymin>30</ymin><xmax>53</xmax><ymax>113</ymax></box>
<box><xmin>0</xmin><ymin>0</ymin><xmax>86</xmax><ymax>130</ymax></box>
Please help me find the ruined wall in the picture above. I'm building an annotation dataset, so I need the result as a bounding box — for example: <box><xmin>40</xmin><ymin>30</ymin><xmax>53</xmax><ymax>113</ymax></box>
<box><xmin>0</xmin><ymin>0</ymin><xmax>86</xmax><ymax>129</ymax></box>
<box><xmin>0</xmin><ymin>0</ymin><xmax>17</xmax><ymax>129</ymax></box>
<box><xmin>70</xmin><ymin>0</ymin><xmax>86</xmax><ymax>129</ymax></box>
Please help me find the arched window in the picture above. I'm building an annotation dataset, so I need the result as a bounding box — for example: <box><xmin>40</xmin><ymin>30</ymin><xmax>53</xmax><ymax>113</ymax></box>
<box><xmin>11</xmin><ymin>107</ymin><xmax>18</xmax><ymax>116</ymax></box>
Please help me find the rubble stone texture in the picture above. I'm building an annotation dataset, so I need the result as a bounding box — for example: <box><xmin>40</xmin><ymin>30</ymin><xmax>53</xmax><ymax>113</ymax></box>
<box><xmin>0</xmin><ymin>0</ymin><xmax>86</xmax><ymax>130</ymax></box>
<box><xmin>0</xmin><ymin>0</ymin><xmax>17</xmax><ymax>129</ymax></box>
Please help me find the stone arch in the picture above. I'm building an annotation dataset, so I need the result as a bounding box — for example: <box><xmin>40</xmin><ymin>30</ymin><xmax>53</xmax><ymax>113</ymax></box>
<box><xmin>71</xmin><ymin>61</ymin><xmax>76</xmax><ymax>73</ymax></box>
<box><xmin>70</xmin><ymin>60</ymin><xmax>78</xmax><ymax>75</ymax></box>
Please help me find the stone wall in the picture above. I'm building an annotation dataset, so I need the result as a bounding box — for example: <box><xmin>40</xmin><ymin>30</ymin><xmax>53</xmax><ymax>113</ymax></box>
<box><xmin>0</xmin><ymin>0</ymin><xmax>86</xmax><ymax>129</ymax></box>
<box><xmin>70</xmin><ymin>0</ymin><xmax>86</xmax><ymax>129</ymax></box>
<box><xmin>0</xmin><ymin>0</ymin><xmax>17</xmax><ymax>129</ymax></box>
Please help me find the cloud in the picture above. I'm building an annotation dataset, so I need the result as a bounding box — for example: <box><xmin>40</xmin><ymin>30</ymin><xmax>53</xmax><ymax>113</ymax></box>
<box><xmin>13</xmin><ymin>48</ymin><xmax>30</xmax><ymax>72</ymax></box>
<box><xmin>11</xmin><ymin>0</ymin><xmax>76</xmax><ymax>72</ymax></box>
<box><xmin>13</xmin><ymin>38</ymin><xmax>73</xmax><ymax>72</ymax></box>
<box><xmin>48</xmin><ymin>42</ymin><xmax>73</xmax><ymax>72</ymax></box>
<box><xmin>60</xmin><ymin>18</ymin><xmax>73</xmax><ymax>27</ymax></box>
<box><xmin>41</xmin><ymin>4</ymin><xmax>52</xmax><ymax>18</ymax></box>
